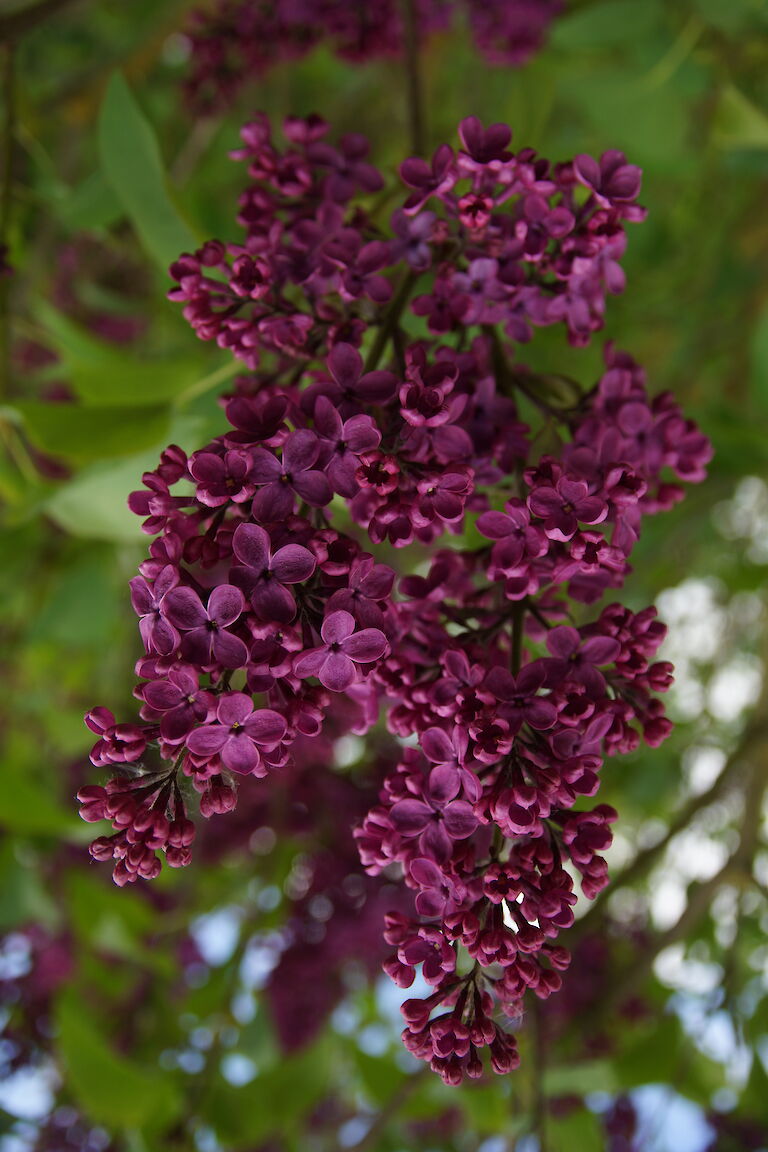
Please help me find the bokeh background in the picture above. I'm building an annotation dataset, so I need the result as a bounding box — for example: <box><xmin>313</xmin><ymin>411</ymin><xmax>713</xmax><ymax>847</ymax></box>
<box><xmin>2</xmin><ymin>0</ymin><xmax>768</xmax><ymax>1149</ymax></box>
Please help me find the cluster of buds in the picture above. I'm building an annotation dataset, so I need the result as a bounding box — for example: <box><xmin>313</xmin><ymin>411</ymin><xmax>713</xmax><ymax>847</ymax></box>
<box><xmin>80</xmin><ymin>115</ymin><xmax>710</xmax><ymax>1078</ymax></box>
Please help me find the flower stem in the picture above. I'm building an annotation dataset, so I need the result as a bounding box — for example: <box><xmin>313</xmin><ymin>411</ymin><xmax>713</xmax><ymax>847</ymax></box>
<box><xmin>364</xmin><ymin>270</ymin><xmax>418</xmax><ymax>372</ymax></box>
<box><xmin>401</xmin><ymin>0</ymin><xmax>426</xmax><ymax>156</ymax></box>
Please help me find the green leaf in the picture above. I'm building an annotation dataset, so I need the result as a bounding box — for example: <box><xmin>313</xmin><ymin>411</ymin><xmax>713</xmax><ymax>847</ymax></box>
<box><xmin>0</xmin><ymin>757</ymin><xmax>78</xmax><ymax>837</ymax></box>
<box><xmin>55</xmin><ymin>990</ymin><xmax>182</xmax><ymax>1130</ymax></box>
<box><xmin>14</xmin><ymin>400</ymin><xmax>172</xmax><ymax>463</ymax></box>
<box><xmin>207</xmin><ymin>1044</ymin><xmax>330</xmax><ymax>1144</ymax></box>
<box><xmin>550</xmin><ymin>0</ymin><xmax>662</xmax><ymax>49</ymax></box>
<box><xmin>544</xmin><ymin>1059</ymin><xmax>618</xmax><ymax>1097</ymax></box>
<box><xmin>98</xmin><ymin>72</ymin><xmax>197</xmax><ymax>269</ymax></box>
<box><xmin>714</xmin><ymin>85</ymin><xmax>768</xmax><ymax>150</ymax></box>
<box><xmin>0</xmin><ymin>841</ymin><xmax>58</xmax><ymax>930</ymax></box>
<box><xmin>56</xmin><ymin>170</ymin><xmax>124</xmax><ymax>232</ymax></box>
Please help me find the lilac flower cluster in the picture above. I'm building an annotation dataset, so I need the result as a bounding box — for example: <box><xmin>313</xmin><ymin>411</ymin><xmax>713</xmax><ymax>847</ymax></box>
<box><xmin>80</xmin><ymin>115</ymin><xmax>711</xmax><ymax>1079</ymax></box>
<box><xmin>184</xmin><ymin>0</ymin><xmax>561</xmax><ymax>113</ymax></box>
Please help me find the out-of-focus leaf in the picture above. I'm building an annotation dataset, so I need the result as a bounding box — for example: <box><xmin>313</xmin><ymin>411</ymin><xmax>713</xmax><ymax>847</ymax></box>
<box><xmin>0</xmin><ymin>841</ymin><xmax>57</xmax><ymax>930</ymax></box>
<box><xmin>0</xmin><ymin>755</ymin><xmax>78</xmax><ymax>838</ymax></box>
<box><xmin>35</xmin><ymin>302</ymin><xmax>203</xmax><ymax>407</ymax></box>
<box><xmin>207</xmin><ymin>1043</ymin><xmax>331</xmax><ymax>1143</ymax></box>
<box><xmin>56</xmin><ymin>170</ymin><xmax>124</xmax><ymax>232</ymax></box>
<box><xmin>545</xmin><ymin>1059</ymin><xmax>618</xmax><ymax>1097</ymax></box>
<box><xmin>98</xmin><ymin>73</ymin><xmax>197</xmax><ymax>269</ymax></box>
<box><xmin>691</xmin><ymin>0</ymin><xmax>768</xmax><ymax>32</ymax></box>
<box><xmin>55</xmin><ymin>990</ymin><xmax>182</xmax><ymax>1129</ymax></box>
<box><xmin>14</xmin><ymin>400</ymin><xmax>171</xmax><ymax>463</ymax></box>
<box><xmin>548</xmin><ymin>1106</ymin><xmax>604</xmax><ymax>1149</ymax></box>
<box><xmin>46</xmin><ymin>454</ymin><xmax>156</xmax><ymax>541</ymax></box>
<box><xmin>550</xmin><ymin>0</ymin><xmax>662</xmax><ymax>49</ymax></box>
<box><xmin>714</xmin><ymin>85</ymin><xmax>768</xmax><ymax>150</ymax></box>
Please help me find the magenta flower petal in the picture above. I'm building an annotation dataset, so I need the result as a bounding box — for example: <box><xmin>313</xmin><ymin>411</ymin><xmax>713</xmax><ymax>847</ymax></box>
<box><xmin>212</xmin><ymin>630</ymin><xmax>248</xmax><ymax>669</ymax></box>
<box><xmin>409</xmin><ymin>857</ymin><xmax>445</xmax><ymax>889</ymax></box>
<box><xmin>321</xmin><ymin>610</ymin><xmax>356</xmax><ymax>644</ymax></box>
<box><xmin>232</xmin><ymin>523</ymin><xmax>270</xmax><ymax>570</ymax></box>
<box><xmin>244</xmin><ymin>709</ymin><xmax>286</xmax><ymax>748</ymax></box>
<box><xmin>163</xmin><ymin>587</ymin><xmax>207</xmax><ymax>630</ymax></box>
<box><xmin>270</xmin><ymin>544</ymin><xmax>316</xmax><ymax>584</ymax></box>
<box><xmin>187</xmin><ymin>725</ymin><xmax>228</xmax><ymax>756</ymax></box>
<box><xmin>292</xmin><ymin>469</ymin><xmax>332</xmax><ymax>507</ymax></box>
<box><xmin>443</xmin><ymin>801</ymin><xmax>479</xmax><ymax>839</ymax></box>
<box><xmin>217</xmin><ymin>692</ymin><xmax>253</xmax><ymax>727</ymax></box>
<box><xmin>320</xmin><ymin>651</ymin><xmax>356</xmax><ymax>691</ymax></box>
<box><xmin>390</xmin><ymin>799</ymin><xmax>433</xmax><ymax>834</ymax></box>
<box><xmin>477</xmin><ymin>511</ymin><xmax>515</xmax><ymax>540</ymax></box>
<box><xmin>221</xmin><ymin>735</ymin><xmax>259</xmax><ymax>774</ymax></box>
<box><xmin>293</xmin><ymin>647</ymin><xmax>328</xmax><ymax>679</ymax></box>
<box><xmin>580</xmin><ymin>636</ymin><xmax>621</xmax><ymax>664</ymax></box>
<box><xmin>546</xmin><ymin>626</ymin><xmax>580</xmax><ymax>659</ymax></box>
<box><xmin>283</xmin><ymin>429</ymin><xmax>320</xmax><ymax>473</ymax></box>
<box><xmin>428</xmin><ymin>765</ymin><xmax>461</xmax><ymax>804</ymax></box>
<box><xmin>208</xmin><ymin>584</ymin><xmax>245</xmax><ymax>626</ymax></box>
<box><xmin>421</xmin><ymin>727</ymin><xmax>455</xmax><ymax>764</ymax></box>
<box><xmin>249</xmin><ymin>448</ymin><xmax>282</xmax><ymax>485</ymax></box>
<box><xmin>142</xmin><ymin>681</ymin><xmax>181</xmax><ymax>710</ymax></box>
<box><xmin>328</xmin><ymin>342</ymin><xmax>363</xmax><ymax>387</ymax></box>
<box><xmin>253</xmin><ymin>581</ymin><xmax>297</xmax><ymax>624</ymax></box>
<box><xmin>342</xmin><ymin>628</ymin><xmax>388</xmax><ymax>662</ymax></box>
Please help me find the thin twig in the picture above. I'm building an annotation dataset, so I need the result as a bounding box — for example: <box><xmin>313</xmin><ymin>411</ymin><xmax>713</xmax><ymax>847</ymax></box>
<box><xmin>346</xmin><ymin>1066</ymin><xmax>431</xmax><ymax>1151</ymax></box>
<box><xmin>401</xmin><ymin>0</ymin><xmax>425</xmax><ymax>156</ymax></box>
<box><xmin>364</xmin><ymin>270</ymin><xmax>418</xmax><ymax>372</ymax></box>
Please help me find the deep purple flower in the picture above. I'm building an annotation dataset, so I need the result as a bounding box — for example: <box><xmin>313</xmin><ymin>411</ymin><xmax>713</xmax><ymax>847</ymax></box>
<box><xmin>250</xmin><ymin>430</ymin><xmax>332</xmax><ymax>520</ymax></box>
<box><xmin>129</xmin><ymin>565</ymin><xmax>180</xmax><ymax>655</ymax></box>
<box><xmin>139</xmin><ymin>666</ymin><xmax>216</xmax><ymax>742</ymax></box>
<box><xmin>574</xmin><ymin>150</ymin><xmax>643</xmax><ymax>208</ymax></box>
<box><xmin>528</xmin><ymin>476</ymin><xmax>608</xmax><ymax>541</ymax></box>
<box><xmin>313</xmin><ymin>395</ymin><xmax>381</xmax><ymax>496</ymax></box>
<box><xmin>293</xmin><ymin>610</ymin><xmax>388</xmax><ymax>691</ymax></box>
<box><xmin>542</xmin><ymin>626</ymin><xmax>621</xmax><ymax>693</ymax></box>
<box><xmin>389</xmin><ymin>764</ymin><xmax>479</xmax><ymax>861</ymax></box>
<box><xmin>483</xmin><ymin>663</ymin><xmax>557</xmax><ymax>733</ymax></box>
<box><xmin>188</xmin><ymin>449</ymin><xmax>255</xmax><ymax>507</ymax></box>
<box><xmin>162</xmin><ymin>584</ymin><xmax>248</xmax><ymax>668</ymax></box>
<box><xmin>186</xmin><ymin>692</ymin><xmax>287</xmax><ymax>775</ymax></box>
<box><xmin>326</xmin><ymin>553</ymin><xmax>395</xmax><ymax>628</ymax></box>
<box><xmin>230</xmin><ymin>522</ymin><xmax>316</xmax><ymax>623</ymax></box>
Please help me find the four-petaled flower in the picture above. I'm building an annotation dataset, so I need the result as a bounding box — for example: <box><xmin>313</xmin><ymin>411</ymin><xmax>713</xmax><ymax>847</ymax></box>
<box><xmin>186</xmin><ymin>693</ymin><xmax>287</xmax><ymax>775</ymax></box>
<box><xmin>230</xmin><ymin>522</ymin><xmax>316</xmax><ymax>623</ymax></box>
<box><xmin>162</xmin><ymin>584</ymin><xmax>248</xmax><ymax>668</ymax></box>
<box><xmin>293</xmin><ymin>609</ymin><xmax>388</xmax><ymax>691</ymax></box>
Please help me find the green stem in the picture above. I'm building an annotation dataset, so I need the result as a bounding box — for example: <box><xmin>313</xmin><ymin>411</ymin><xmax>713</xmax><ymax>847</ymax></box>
<box><xmin>401</xmin><ymin>0</ymin><xmax>426</xmax><ymax>156</ymax></box>
<box><xmin>364</xmin><ymin>270</ymin><xmax>418</xmax><ymax>372</ymax></box>
<box><xmin>0</xmin><ymin>42</ymin><xmax>14</xmax><ymax>400</ymax></box>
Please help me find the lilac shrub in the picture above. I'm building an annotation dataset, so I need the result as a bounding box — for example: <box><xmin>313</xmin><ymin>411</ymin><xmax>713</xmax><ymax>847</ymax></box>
<box><xmin>79</xmin><ymin>115</ymin><xmax>711</xmax><ymax>1081</ymax></box>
